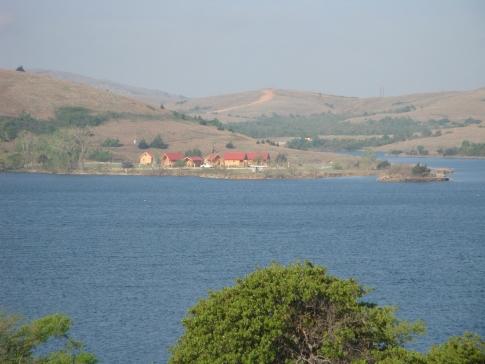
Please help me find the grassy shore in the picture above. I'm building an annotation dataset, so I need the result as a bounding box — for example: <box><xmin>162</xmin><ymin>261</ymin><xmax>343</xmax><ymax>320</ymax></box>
<box><xmin>8</xmin><ymin>163</ymin><xmax>378</xmax><ymax>180</ymax></box>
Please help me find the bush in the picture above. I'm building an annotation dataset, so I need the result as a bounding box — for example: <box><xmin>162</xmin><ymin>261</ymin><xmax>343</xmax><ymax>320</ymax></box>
<box><xmin>16</xmin><ymin>66</ymin><xmax>25</xmax><ymax>72</ymax></box>
<box><xmin>121</xmin><ymin>161</ymin><xmax>134</xmax><ymax>168</ymax></box>
<box><xmin>149</xmin><ymin>134</ymin><xmax>168</xmax><ymax>149</ymax></box>
<box><xmin>138</xmin><ymin>138</ymin><xmax>149</xmax><ymax>149</ymax></box>
<box><xmin>377</xmin><ymin>160</ymin><xmax>391</xmax><ymax>169</ymax></box>
<box><xmin>225</xmin><ymin>142</ymin><xmax>235</xmax><ymax>149</ymax></box>
<box><xmin>169</xmin><ymin>262</ymin><xmax>425</xmax><ymax>363</ymax></box>
<box><xmin>88</xmin><ymin>149</ymin><xmax>112</xmax><ymax>162</ymax></box>
<box><xmin>184</xmin><ymin>148</ymin><xmax>202</xmax><ymax>157</ymax></box>
<box><xmin>101</xmin><ymin>138</ymin><xmax>122</xmax><ymax>147</ymax></box>
<box><xmin>412</xmin><ymin>163</ymin><xmax>430</xmax><ymax>176</ymax></box>
<box><xmin>426</xmin><ymin>333</ymin><xmax>485</xmax><ymax>363</ymax></box>
<box><xmin>275</xmin><ymin>153</ymin><xmax>288</xmax><ymax>165</ymax></box>
<box><xmin>0</xmin><ymin>312</ymin><xmax>97</xmax><ymax>363</ymax></box>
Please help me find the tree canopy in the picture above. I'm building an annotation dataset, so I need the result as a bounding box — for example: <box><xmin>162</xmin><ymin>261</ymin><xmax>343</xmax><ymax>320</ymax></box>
<box><xmin>170</xmin><ymin>262</ymin><xmax>425</xmax><ymax>363</ymax></box>
<box><xmin>0</xmin><ymin>312</ymin><xmax>96</xmax><ymax>363</ymax></box>
<box><xmin>169</xmin><ymin>262</ymin><xmax>485</xmax><ymax>364</ymax></box>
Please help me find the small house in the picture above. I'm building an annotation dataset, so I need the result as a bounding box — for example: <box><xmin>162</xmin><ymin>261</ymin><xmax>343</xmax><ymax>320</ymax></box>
<box><xmin>161</xmin><ymin>152</ymin><xmax>184</xmax><ymax>167</ymax></box>
<box><xmin>223</xmin><ymin>151</ymin><xmax>247</xmax><ymax>168</ymax></box>
<box><xmin>184</xmin><ymin>156</ymin><xmax>204</xmax><ymax>167</ymax></box>
<box><xmin>204</xmin><ymin>153</ymin><xmax>223</xmax><ymax>167</ymax></box>
<box><xmin>247</xmin><ymin>151</ymin><xmax>270</xmax><ymax>166</ymax></box>
<box><xmin>139</xmin><ymin>151</ymin><xmax>153</xmax><ymax>165</ymax></box>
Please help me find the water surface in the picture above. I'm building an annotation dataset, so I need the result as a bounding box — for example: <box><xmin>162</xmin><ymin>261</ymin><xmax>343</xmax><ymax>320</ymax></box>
<box><xmin>1</xmin><ymin>157</ymin><xmax>484</xmax><ymax>363</ymax></box>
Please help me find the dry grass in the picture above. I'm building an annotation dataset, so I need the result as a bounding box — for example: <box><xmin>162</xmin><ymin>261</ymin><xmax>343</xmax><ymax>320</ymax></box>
<box><xmin>168</xmin><ymin>87</ymin><xmax>485</xmax><ymax>124</ymax></box>
<box><xmin>92</xmin><ymin>118</ymin><xmax>352</xmax><ymax>165</ymax></box>
<box><xmin>0</xmin><ymin>69</ymin><xmax>164</xmax><ymax>119</ymax></box>
<box><xmin>375</xmin><ymin>125</ymin><xmax>485</xmax><ymax>153</ymax></box>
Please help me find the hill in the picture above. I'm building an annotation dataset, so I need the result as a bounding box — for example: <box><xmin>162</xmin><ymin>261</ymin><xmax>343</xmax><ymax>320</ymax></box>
<box><xmin>168</xmin><ymin>88</ymin><xmax>485</xmax><ymax>123</ymax></box>
<box><xmin>0</xmin><ymin>69</ymin><xmax>352</xmax><ymax>170</ymax></box>
<box><xmin>0</xmin><ymin>69</ymin><xmax>164</xmax><ymax>119</ymax></box>
<box><xmin>168</xmin><ymin>88</ymin><xmax>485</xmax><ymax>154</ymax></box>
<box><xmin>32</xmin><ymin>69</ymin><xmax>187</xmax><ymax>107</ymax></box>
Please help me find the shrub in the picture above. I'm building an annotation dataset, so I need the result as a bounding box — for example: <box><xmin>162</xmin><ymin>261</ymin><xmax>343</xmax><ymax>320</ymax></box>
<box><xmin>101</xmin><ymin>138</ymin><xmax>122</xmax><ymax>147</ymax></box>
<box><xmin>121</xmin><ymin>161</ymin><xmax>134</xmax><ymax>168</ymax></box>
<box><xmin>0</xmin><ymin>312</ymin><xmax>96</xmax><ymax>363</ymax></box>
<box><xmin>225</xmin><ymin>142</ymin><xmax>235</xmax><ymax>149</ymax></box>
<box><xmin>88</xmin><ymin>149</ymin><xmax>112</xmax><ymax>162</ymax></box>
<box><xmin>275</xmin><ymin>153</ymin><xmax>288</xmax><ymax>165</ymax></box>
<box><xmin>412</xmin><ymin>163</ymin><xmax>430</xmax><ymax>176</ymax></box>
<box><xmin>377</xmin><ymin>160</ymin><xmax>391</xmax><ymax>169</ymax></box>
<box><xmin>149</xmin><ymin>134</ymin><xmax>168</xmax><ymax>149</ymax></box>
<box><xmin>169</xmin><ymin>262</ymin><xmax>425</xmax><ymax>364</ymax></box>
<box><xmin>184</xmin><ymin>148</ymin><xmax>202</xmax><ymax>157</ymax></box>
<box><xmin>15</xmin><ymin>65</ymin><xmax>25</xmax><ymax>72</ymax></box>
<box><xmin>138</xmin><ymin>138</ymin><xmax>149</xmax><ymax>149</ymax></box>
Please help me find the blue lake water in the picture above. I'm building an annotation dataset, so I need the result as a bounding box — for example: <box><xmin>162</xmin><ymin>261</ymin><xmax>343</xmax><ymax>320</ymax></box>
<box><xmin>1</xmin><ymin>157</ymin><xmax>484</xmax><ymax>363</ymax></box>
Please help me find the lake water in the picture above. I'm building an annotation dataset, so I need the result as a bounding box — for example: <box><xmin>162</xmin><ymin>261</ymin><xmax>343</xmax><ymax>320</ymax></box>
<box><xmin>1</xmin><ymin>157</ymin><xmax>484</xmax><ymax>363</ymax></box>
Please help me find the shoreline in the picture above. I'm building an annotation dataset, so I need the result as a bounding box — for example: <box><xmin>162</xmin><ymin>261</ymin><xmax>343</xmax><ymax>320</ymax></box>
<box><xmin>1</xmin><ymin>167</ymin><xmax>378</xmax><ymax>180</ymax></box>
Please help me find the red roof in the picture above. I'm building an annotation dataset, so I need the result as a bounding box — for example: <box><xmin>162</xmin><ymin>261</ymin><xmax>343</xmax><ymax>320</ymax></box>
<box><xmin>162</xmin><ymin>152</ymin><xmax>184</xmax><ymax>161</ymax></box>
<box><xmin>185</xmin><ymin>156</ymin><xmax>204</xmax><ymax>162</ymax></box>
<box><xmin>247</xmin><ymin>151</ymin><xmax>270</xmax><ymax>161</ymax></box>
<box><xmin>223</xmin><ymin>151</ymin><xmax>247</xmax><ymax>161</ymax></box>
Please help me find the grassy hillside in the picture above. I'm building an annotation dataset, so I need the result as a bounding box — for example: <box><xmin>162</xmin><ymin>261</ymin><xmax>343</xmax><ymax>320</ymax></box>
<box><xmin>32</xmin><ymin>69</ymin><xmax>187</xmax><ymax>106</ymax></box>
<box><xmin>0</xmin><ymin>69</ymin><xmax>165</xmax><ymax>119</ymax></box>
<box><xmin>169</xmin><ymin>88</ymin><xmax>485</xmax><ymax>154</ymax></box>
<box><xmin>0</xmin><ymin>69</ymin><xmax>356</xmax><ymax>172</ymax></box>
<box><xmin>169</xmin><ymin>88</ymin><xmax>485</xmax><ymax>123</ymax></box>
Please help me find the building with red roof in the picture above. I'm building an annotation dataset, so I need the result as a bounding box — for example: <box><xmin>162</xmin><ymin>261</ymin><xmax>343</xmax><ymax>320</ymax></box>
<box><xmin>161</xmin><ymin>152</ymin><xmax>184</xmax><ymax>167</ymax></box>
<box><xmin>246</xmin><ymin>151</ymin><xmax>271</xmax><ymax>165</ymax></box>
<box><xmin>223</xmin><ymin>151</ymin><xmax>247</xmax><ymax>167</ymax></box>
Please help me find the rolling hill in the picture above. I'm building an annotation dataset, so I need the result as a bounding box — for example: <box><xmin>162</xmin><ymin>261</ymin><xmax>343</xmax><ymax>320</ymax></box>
<box><xmin>168</xmin><ymin>88</ymin><xmax>485</xmax><ymax>123</ymax></box>
<box><xmin>168</xmin><ymin>88</ymin><xmax>485</xmax><ymax>153</ymax></box>
<box><xmin>31</xmin><ymin>69</ymin><xmax>187</xmax><ymax>106</ymax></box>
<box><xmin>0</xmin><ymin>69</ymin><xmax>164</xmax><ymax>119</ymax></box>
<box><xmin>0</xmin><ymin>69</ymin><xmax>346</xmax><ymax>165</ymax></box>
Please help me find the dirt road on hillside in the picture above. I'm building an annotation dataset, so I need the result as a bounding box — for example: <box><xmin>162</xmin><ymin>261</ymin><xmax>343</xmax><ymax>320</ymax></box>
<box><xmin>213</xmin><ymin>89</ymin><xmax>274</xmax><ymax>113</ymax></box>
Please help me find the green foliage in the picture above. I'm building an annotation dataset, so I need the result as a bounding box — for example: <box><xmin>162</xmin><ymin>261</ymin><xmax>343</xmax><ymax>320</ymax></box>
<box><xmin>149</xmin><ymin>134</ymin><xmax>168</xmax><ymax>149</ymax></box>
<box><xmin>0</xmin><ymin>312</ymin><xmax>97</xmax><ymax>364</ymax></box>
<box><xmin>412</xmin><ymin>163</ymin><xmax>430</xmax><ymax>177</ymax></box>
<box><xmin>138</xmin><ymin>138</ymin><xmax>149</xmax><ymax>149</ymax></box>
<box><xmin>426</xmin><ymin>333</ymin><xmax>485</xmax><ymax>364</ymax></box>
<box><xmin>101</xmin><ymin>138</ymin><xmax>122</xmax><ymax>147</ymax></box>
<box><xmin>275</xmin><ymin>153</ymin><xmax>288</xmax><ymax>165</ymax></box>
<box><xmin>0</xmin><ymin>113</ymin><xmax>55</xmax><ymax>141</ymax></box>
<box><xmin>169</xmin><ymin>262</ymin><xmax>424</xmax><ymax>364</ymax></box>
<box><xmin>416</xmin><ymin>145</ymin><xmax>429</xmax><ymax>155</ymax></box>
<box><xmin>54</xmin><ymin>107</ymin><xmax>108</xmax><ymax>128</ymax></box>
<box><xmin>184</xmin><ymin>148</ymin><xmax>203</xmax><ymax>157</ymax></box>
<box><xmin>457</xmin><ymin>140</ymin><xmax>485</xmax><ymax>156</ymax></box>
<box><xmin>0</xmin><ymin>107</ymin><xmax>117</xmax><ymax>142</ymax></box>
<box><xmin>377</xmin><ymin>160</ymin><xmax>391</xmax><ymax>170</ymax></box>
<box><xmin>225</xmin><ymin>141</ymin><xmax>235</xmax><ymax>149</ymax></box>
<box><xmin>197</xmin><ymin>116</ymin><xmax>225</xmax><ymax>130</ymax></box>
<box><xmin>231</xmin><ymin>114</ymin><xmax>432</xmax><ymax>140</ymax></box>
<box><xmin>437</xmin><ymin>141</ymin><xmax>485</xmax><ymax>157</ymax></box>
<box><xmin>286</xmin><ymin>135</ymin><xmax>397</xmax><ymax>151</ymax></box>
<box><xmin>88</xmin><ymin>149</ymin><xmax>112</xmax><ymax>162</ymax></box>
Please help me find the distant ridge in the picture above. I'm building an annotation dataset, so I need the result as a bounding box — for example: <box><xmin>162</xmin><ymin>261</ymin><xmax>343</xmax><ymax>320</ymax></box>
<box><xmin>32</xmin><ymin>69</ymin><xmax>188</xmax><ymax>107</ymax></box>
<box><xmin>168</xmin><ymin>87</ymin><xmax>485</xmax><ymax>124</ymax></box>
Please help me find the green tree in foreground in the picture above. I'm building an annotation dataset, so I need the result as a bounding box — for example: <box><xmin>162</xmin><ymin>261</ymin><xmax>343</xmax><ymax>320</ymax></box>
<box><xmin>0</xmin><ymin>312</ymin><xmax>96</xmax><ymax>363</ymax></box>
<box><xmin>169</xmin><ymin>262</ymin><xmax>426</xmax><ymax>363</ymax></box>
<box><xmin>169</xmin><ymin>262</ymin><xmax>485</xmax><ymax>364</ymax></box>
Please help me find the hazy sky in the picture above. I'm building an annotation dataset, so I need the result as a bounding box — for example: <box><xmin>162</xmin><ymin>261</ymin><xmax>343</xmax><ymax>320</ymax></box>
<box><xmin>0</xmin><ymin>0</ymin><xmax>484</xmax><ymax>97</ymax></box>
